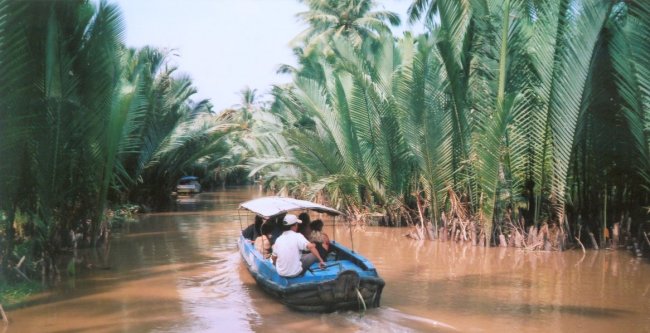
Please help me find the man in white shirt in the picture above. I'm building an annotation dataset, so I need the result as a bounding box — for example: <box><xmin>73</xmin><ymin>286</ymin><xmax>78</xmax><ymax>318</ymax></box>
<box><xmin>272</xmin><ymin>214</ymin><xmax>326</xmax><ymax>278</ymax></box>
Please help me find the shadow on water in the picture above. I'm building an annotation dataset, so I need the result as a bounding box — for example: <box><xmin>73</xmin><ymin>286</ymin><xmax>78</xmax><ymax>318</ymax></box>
<box><xmin>5</xmin><ymin>189</ymin><xmax>255</xmax><ymax>332</ymax></box>
<box><xmin>9</xmin><ymin>260</ymin><xmax>206</xmax><ymax>310</ymax></box>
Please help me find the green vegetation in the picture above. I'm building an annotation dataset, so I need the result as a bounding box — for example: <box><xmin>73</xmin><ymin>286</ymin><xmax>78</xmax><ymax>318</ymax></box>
<box><xmin>0</xmin><ymin>0</ymin><xmax>241</xmax><ymax>284</ymax></box>
<box><xmin>0</xmin><ymin>281</ymin><xmax>40</xmax><ymax>306</ymax></box>
<box><xmin>1</xmin><ymin>0</ymin><xmax>649</xmax><ymax>289</ymax></box>
<box><xmin>247</xmin><ymin>0</ymin><xmax>650</xmax><ymax>250</ymax></box>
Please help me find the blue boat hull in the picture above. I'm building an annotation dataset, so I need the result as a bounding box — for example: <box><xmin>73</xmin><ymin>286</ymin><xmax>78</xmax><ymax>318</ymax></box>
<box><xmin>238</xmin><ymin>235</ymin><xmax>384</xmax><ymax>312</ymax></box>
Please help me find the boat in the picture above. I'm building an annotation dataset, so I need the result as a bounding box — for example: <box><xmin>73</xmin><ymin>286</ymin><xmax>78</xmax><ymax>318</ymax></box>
<box><xmin>237</xmin><ymin>196</ymin><xmax>385</xmax><ymax>312</ymax></box>
<box><xmin>176</xmin><ymin>176</ymin><xmax>201</xmax><ymax>195</ymax></box>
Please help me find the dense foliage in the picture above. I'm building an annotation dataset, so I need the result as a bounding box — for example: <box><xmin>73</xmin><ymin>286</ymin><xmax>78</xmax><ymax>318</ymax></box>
<box><xmin>247</xmin><ymin>0</ymin><xmax>650</xmax><ymax>249</ymax></box>
<box><xmin>0</xmin><ymin>0</ymin><xmax>240</xmax><ymax>282</ymax></box>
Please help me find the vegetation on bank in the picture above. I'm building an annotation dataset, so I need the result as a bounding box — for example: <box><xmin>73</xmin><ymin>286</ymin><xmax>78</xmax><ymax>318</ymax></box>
<box><xmin>2</xmin><ymin>0</ymin><xmax>650</xmax><ymax>290</ymax></box>
<box><xmin>0</xmin><ymin>281</ymin><xmax>40</xmax><ymax>307</ymax></box>
<box><xmin>0</xmin><ymin>0</ymin><xmax>245</xmax><ymax>285</ymax></box>
<box><xmin>245</xmin><ymin>0</ymin><xmax>650</xmax><ymax>253</ymax></box>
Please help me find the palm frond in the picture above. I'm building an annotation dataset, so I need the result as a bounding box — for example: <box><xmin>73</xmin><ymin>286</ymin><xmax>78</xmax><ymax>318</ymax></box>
<box><xmin>609</xmin><ymin>1</ymin><xmax>650</xmax><ymax>184</ymax></box>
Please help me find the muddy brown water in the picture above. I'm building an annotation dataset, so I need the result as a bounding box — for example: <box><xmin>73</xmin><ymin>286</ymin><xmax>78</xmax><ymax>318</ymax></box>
<box><xmin>4</xmin><ymin>187</ymin><xmax>650</xmax><ymax>332</ymax></box>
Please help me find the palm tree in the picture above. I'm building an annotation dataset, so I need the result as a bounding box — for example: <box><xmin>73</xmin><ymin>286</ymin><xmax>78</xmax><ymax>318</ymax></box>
<box><xmin>506</xmin><ymin>0</ymin><xmax>612</xmax><ymax>233</ymax></box>
<box><xmin>251</xmin><ymin>34</ymin><xmax>418</xmax><ymax>223</ymax></box>
<box><xmin>0</xmin><ymin>0</ymin><xmax>125</xmax><ymax>272</ymax></box>
<box><xmin>239</xmin><ymin>0</ymin><xmax>650</xmax><ymax>249</ymax></box>
<box><xmin>0</xmin><ymin>0</ymin><xmax>34</xmax><ymax>271</ymax></box>
<box><xmin>393</xmin><ymin>32</ymin><xmax>458</xmax><ymax>235</ymax></box>
<box><xmin>609</xmin><ymin>2</ymin><xmax>650</xmax><ymax>188</ymax></box>
<box><xmin>293</xmin><ymin>0</ymin><xmax>401</xmax><ymax>53</ymax></box>
<box><xmin>583</xmin><ymin>1</ymin><xmax>650</xmax><ymax>245</ymax></box>
<box><xmin>404</xmin><ymin>0</ymin><xmax>616</xmax><ymax>244</ymax></box>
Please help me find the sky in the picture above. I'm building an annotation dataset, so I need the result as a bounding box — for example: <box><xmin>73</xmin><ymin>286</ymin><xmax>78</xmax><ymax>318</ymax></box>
<box><xmin>114</xmin><ymin>0</ymin><xmax>423</xmax><ymax>111</ymax></box>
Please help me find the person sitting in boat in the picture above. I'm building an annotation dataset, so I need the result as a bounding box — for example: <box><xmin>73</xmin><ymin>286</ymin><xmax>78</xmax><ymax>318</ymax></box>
<box><xmin>297</xmin><ymin>212</ymin><xmax>312</xmax><ymax>240</ymax></box>
<box><xmin>242</xmin><ymin>215</ymin><xmax>264</xmax><ymax>241</ymax></box>
<box><xmin>254</xmin><ymin>222</ymin><xmax>273</xmax><ymax>259</ymax></box>
<box><xmin>268</xmin><ymin>214</ymin><xmax>284</xmax><ymax>245</ymax></box>
<box><xmin>271</xmin><ymin>214</ymin><xmax>326</xmax><ymax>278</ymax></box>
<box><xmin>309</xmin><ymin>219</ymin><xmax>330</xmax><ymax>260</ymax></box>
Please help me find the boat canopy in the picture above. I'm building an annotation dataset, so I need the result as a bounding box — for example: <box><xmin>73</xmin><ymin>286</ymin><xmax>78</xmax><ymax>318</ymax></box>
<box><xmin>239</xmin><ymin>197</ymin><xmax>342</xmax><ymax>219</ymax></box>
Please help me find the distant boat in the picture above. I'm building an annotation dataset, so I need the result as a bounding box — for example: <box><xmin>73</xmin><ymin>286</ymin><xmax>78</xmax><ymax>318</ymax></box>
<box><xmin>176</xmin><ymin>176</ymin><xmax>201</xmax><ymax>195</ymax></box>
<box><xmin>237</xmin><ymin>196</ymin><xmax>385</xmax><ymax>312</ymax></box>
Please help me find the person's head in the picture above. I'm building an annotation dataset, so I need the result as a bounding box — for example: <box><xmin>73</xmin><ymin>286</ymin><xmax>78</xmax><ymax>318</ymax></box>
<box><xmin>254</xmin><ymin>215</ymin><xmax>264</xmax><ymax>227</ymax></box>
<box><xmin>298</xmin><ymin>212</ymin><xmax>311</xmax><ymax>225</ymax></box>
<box><xmin>282</xmin><ymin>214</ymin><xmax>302</xmax><ymax>231</ymax></box>
<box><xmin>310</xmin><ymin>219</ymin><xmax>324</xmax><ymax>232</ymax></box>
<box><xmin>297</xmin><ymin>213</ymin><xmax>311</xmax><ymax>233</ymax></box>
<box><xmin>261</xmin><ymin>222</ymin><xmax>273</xmax><ymax>235</ymax></box>
<box><xmin>273</xmin><ymin>214</ymin><xmax>285</xmax><ymax>225</ymax></box>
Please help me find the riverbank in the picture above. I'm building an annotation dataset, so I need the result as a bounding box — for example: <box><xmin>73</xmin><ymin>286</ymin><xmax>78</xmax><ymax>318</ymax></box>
<box><xmin>0</xmin><ymin>281</ymin><xmax>40</xmax><ymax>308</ymax></box>
<box><xmin>0</xmin><ymin>203</ymin><xmax>142</xmax><ymax>307</ymax></box>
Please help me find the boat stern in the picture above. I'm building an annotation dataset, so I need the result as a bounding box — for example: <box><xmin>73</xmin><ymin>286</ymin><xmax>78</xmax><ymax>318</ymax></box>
<box><xmin>284</xmin><ymin>269</ymin><xmax>384</xmax><ymax>312</ymax></box>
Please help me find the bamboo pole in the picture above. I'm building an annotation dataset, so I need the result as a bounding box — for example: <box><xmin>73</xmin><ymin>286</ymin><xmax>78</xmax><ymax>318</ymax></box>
<box><xmin>602</xmin><ymin>185</ymin><xmax>607</xmax><ymax>249</ymax></box>
<box><xmin>633</xmin><ymin>241</ymin><xmax>642</xmax><ymax>257</ymax></box>
<box><xmin>574</xmin><ymin>237</ymin><xmax>586</xmax><ymax>267</ymax></box>
<box><xmin>13</xmin><ymin>267</ymin><xmax>31</xmax><ymax>282</ymax></box>
<box><xmin>564</xmin><ymin>215</ymin><xmax>571</xmax><ymax>245</ymax></box>
<box><xmin>0</xmin><ymin>304</ymin><xmax>7</xmax><ymax>325</ymax></box>
<box><xmin>16</xmin><ymin>256</ymin><xmax>25</xmax><ymax>270</ymax></box>
<box><xmin>349</xmin><ymin>218</ymin><xmax>355</xmax><ymax>253</ymax></box>
<box><xmin>612</xmin><ymin>222</ymin><xmax>620</xmax><ymax>248</ymax></box>
<box><xmin>415</xmin><ymin>192</ymin><xmax>431</xmax><ymax>240</ymax></box>
<box><xmin>13</xmin><ymin>256</ymin><xmax>30</xmax><ymax>282</ymax></box>
<box><xmin>575</xmin><ymin>236</ymin><xmax>586</xmax><ymax>254</ymax></box>
<box><xmin>588</xmin><ymin>228</ymin><xmax>599</xmax><ymax>250</ymax></box>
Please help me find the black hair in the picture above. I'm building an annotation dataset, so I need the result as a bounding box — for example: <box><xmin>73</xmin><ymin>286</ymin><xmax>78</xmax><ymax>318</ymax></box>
<box><xmin>254</xmin><ymin>215</ymin><xmax>264</xmax><ymax>227</ymax></box>
<box><xmin>261</xmin><ymin>222</ymin><xmax>273</xmax><ymax>234</ymax></box>
<box><xmin>298</xmin><ymin>212</ymin><xmax>311</xmax><ymax>224</ymax></box>
<box><xmin>297</xmin><ymin>212</ymin><xmax>311</xmax><ymax>233</ymax></box>
<box><xmin>310</xmin><ymin>219</ymin><xmax>324</xmax><ymax>231</ymax></box>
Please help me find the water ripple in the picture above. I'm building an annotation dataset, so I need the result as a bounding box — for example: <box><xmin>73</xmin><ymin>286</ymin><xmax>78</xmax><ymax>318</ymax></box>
<box><xmin>171</xmin><ymin>251</ymin><xmax>259</xmax><ymax>333</ymax></box>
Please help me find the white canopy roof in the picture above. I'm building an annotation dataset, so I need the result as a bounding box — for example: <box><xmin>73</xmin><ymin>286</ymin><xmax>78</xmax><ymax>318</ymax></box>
<box><xmin>239</xmin><ymin>196</ymin><xmax>342</xmax><ymax>218</ymax></box>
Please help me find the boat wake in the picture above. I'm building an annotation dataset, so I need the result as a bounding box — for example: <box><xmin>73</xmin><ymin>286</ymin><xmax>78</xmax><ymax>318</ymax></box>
<box><xmin>169</xmin><ymin>251</ymin><xmax>260</xmax><ymax>332</ymax></box>
<box><xmin>325</xmin><ymin>307</ymin><xmax>459</xmax><ymax>333</ymax></box>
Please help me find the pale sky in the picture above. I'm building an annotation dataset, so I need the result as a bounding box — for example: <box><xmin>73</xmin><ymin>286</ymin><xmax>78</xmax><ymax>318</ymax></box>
<box><xmin>114</xmin><ymin>0</ymin><xmax>422</xmax><ymax>111</ymax></box>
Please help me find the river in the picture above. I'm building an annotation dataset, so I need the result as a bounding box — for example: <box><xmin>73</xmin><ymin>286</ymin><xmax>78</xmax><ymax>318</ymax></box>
<box><xmin>4</xmin><ymin>187</ymin><xmax>650</xmax><ymax>332</ymax></box>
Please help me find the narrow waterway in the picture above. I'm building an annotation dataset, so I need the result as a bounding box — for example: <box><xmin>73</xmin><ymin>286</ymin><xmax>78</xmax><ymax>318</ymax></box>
<box><xmin>5</xmin><ymin>187</ymin><xmax>650</xmax><ymax>332</ymax></box>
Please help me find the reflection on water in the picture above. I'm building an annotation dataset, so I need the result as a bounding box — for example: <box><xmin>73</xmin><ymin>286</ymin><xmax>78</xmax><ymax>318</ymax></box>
<box><xmin>5</xmin><ymin>187</ymin><xmax>650</xmax><ymax>333</ymax></box>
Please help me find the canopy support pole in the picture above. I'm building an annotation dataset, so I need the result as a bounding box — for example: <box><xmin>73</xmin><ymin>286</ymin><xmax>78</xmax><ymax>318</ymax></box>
<box><xmin>349</xmin><ymin>216</ymin><xmax>355</xmax><ymax>253</ymax></box>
